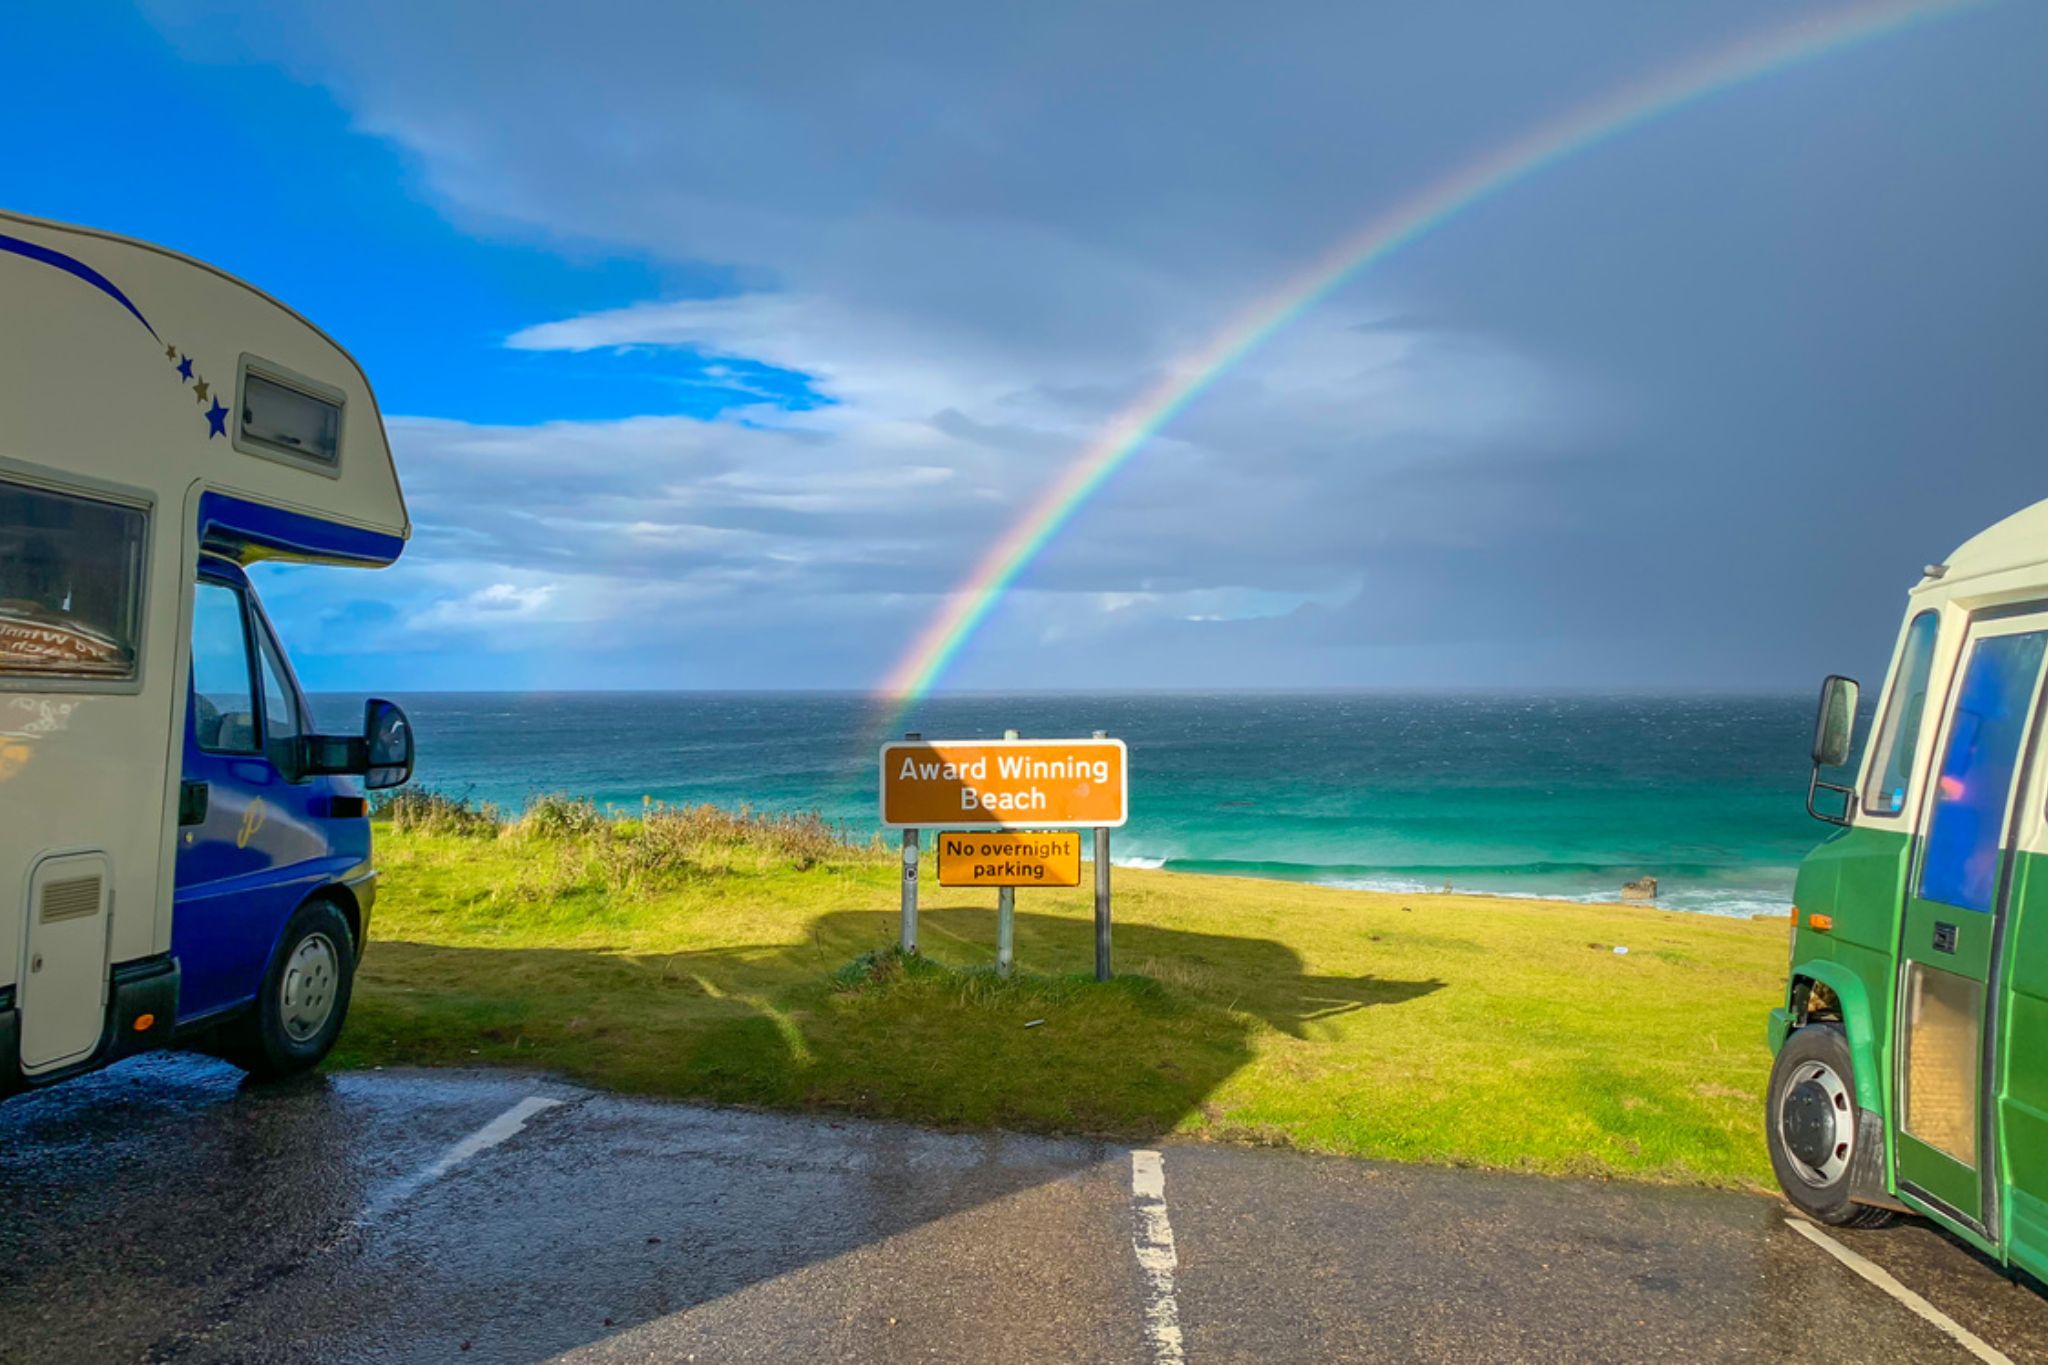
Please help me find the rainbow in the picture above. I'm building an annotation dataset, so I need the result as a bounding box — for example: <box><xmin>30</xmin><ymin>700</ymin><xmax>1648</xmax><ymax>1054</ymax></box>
<box><xmin>877</xmin><ymin>0</ymin><xmax>1983</xmax><ymax>708</ymax></box>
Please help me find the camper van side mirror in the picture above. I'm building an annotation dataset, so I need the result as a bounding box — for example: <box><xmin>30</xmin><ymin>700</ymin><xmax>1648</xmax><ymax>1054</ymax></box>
<box><xmin>1806</xmin><ymin>674</ymin><xmax>1860</xmax><ymax>826</ymax></box>
<box><xmin>363</xmin><ymin>698</ymin><xmax>414</xmax><ymax>791</ymax></box>
<box><xmin>1812</xmin><ymin>675</ymin><xmax>1859</xmax><ymax>769</ymax></box>
<box><xmin>295</xmin><ymin>699</ymin><xmax>414</xmax><ymax>787</ymax></box>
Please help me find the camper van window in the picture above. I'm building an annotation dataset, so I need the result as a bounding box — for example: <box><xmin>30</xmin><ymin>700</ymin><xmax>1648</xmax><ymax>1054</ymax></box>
<box><xmin>0</xmin><ymin>479</ymin><xmax>145</xmax><ymax>684</ymax></box>
<box><xmin>239</xmin><ymin>367</ymin><xmax>341</xmax><ymax>467</ymax></box>
<box><xmin>255</xmin><ymin>618</ymin><xmax>300</xmax><ymax>751</ymax></box>
<box><xmin>190</xmin><ymin>581</ymin><xmax>261</xmax><ymax>754</ymax></box>
<box><xmin>1861</xmin><ymin>610</ymin><xmax>1941</xmax><ymax>818</ymax></box>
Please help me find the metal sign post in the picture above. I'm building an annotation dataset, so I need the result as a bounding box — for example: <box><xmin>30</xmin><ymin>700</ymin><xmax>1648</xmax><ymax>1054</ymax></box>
<box><xmin>900</xmin><ymin>732</ymin><xmax>920</xmax><ymax>955</ymax></box>
<box><xmin>996</xmin><ymin>729</ymin><xmax>1018</xmax><ymax>977</ymax></box>
<box><xmin>1093</xmin><ymin>731</ymin><xmax>1112</xmax><ymax>981</ymax></box>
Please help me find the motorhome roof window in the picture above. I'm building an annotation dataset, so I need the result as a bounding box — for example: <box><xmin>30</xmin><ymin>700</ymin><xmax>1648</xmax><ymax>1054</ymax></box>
<box><xmin>238</xmin><ymin>363</ymin><xmax>342</xmax><ymax>469</ymax></box>
<box><xmin>0</xmin><ymin>479</ymin><xmax>147</xmax><ymax>683</ymax></box>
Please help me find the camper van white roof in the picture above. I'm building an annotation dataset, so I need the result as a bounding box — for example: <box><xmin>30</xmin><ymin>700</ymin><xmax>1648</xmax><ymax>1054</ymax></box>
<box><xmin>1930</xmin><ymin>497</ymin><xmax>2048</xmax><ymax>591</ymax></box>
<box><xmin>0</xmin><ymin>208</ymin><xmax>409</xmax><ymax>566</ymax></box>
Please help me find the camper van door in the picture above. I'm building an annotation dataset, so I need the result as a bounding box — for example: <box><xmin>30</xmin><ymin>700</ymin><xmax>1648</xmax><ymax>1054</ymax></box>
<box><xmin>172</xmin><ymin>566</ymin><xmax>329</xmax><ymax>1019</ymax></box>
<box><xmin>1895</xmin><ymin>609</ymin><xmax>2048</xmax><ymax>1232</ymax></box>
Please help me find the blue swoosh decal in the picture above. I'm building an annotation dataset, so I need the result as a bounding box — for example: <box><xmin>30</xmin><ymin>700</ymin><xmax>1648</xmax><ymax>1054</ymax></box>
<box><xmin>0</xmin><ymin>229</ymin><xmax>159</xmax><ymax>341</ymax></box>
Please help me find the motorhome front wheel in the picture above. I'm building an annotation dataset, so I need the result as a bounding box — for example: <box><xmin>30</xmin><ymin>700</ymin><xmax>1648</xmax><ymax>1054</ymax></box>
<box><xmin>220</xmin><ymin>899</ymin><xmax>358</xmax><ymax>1080</ymax></box>
<box><xmin>1765</xmin><ymin>1024</ymin><xmax>1896</xmax><ymax>1228</ymax></box>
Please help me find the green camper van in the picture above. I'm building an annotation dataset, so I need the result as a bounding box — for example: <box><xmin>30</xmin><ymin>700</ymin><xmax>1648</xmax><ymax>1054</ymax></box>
<box><xmin>1770</xmin><ymin>497</ymin><xmax>2048</xmax><ymax>1277</ymax></box>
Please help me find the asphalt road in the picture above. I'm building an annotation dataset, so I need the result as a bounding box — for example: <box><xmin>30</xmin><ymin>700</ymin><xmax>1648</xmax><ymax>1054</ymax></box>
<box><xmin>4</xmin><ymin>1057</ymin><xmax>2047</xmax><ymax>1363</ymax></box>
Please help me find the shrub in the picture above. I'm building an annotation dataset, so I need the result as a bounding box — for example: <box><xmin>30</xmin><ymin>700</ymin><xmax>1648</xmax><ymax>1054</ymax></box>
<box><xmin>369</xmin><ymin>788</ymin><xmax>502</xmax><ymax>838</ymax></box>
<box><xmin>640</xmin><ymin>803</ymin><xmax>849</xmax><ymax>869</ymax></box>
<box><xmin>513</xmin><ymin>794</ymin><xmax>609</xmax><ymax>840</ymax></box>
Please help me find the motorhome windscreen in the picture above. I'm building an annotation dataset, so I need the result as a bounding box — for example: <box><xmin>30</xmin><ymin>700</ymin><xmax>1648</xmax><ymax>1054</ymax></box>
<box><xmin>0</xmin><ymin>479</ymin><xmax>146</xmax><ymax>682</ymax></box>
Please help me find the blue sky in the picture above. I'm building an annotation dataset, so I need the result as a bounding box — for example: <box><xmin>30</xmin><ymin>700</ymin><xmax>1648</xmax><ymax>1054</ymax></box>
<box><xmin>5</xmin><ymin>2</ymin><xmax>2045</xmax><ymax>692</ymax></box>
<box><xmin>1</xmin><ymin>7</ymin><xmax>828</xmax><ymax>427</ymax></box>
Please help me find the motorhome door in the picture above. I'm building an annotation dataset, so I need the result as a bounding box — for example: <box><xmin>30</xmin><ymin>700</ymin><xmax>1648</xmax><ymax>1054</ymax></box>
<box><xmin>1896</xmin><ymin>609</ymin><xmax>2048</xmax><ymax>1233</ymax></box>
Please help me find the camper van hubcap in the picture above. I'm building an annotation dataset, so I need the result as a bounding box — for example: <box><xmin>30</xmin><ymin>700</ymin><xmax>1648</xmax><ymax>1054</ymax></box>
<box><xmin>281</xmin><ymin>932</ymin><xmax>340</xmax><ymax>1041</ymax></box>
<box><xmin>1779</xmin><ymin>1060</ymin><xmax>1854</xmax><ymax>1186</ymax></box>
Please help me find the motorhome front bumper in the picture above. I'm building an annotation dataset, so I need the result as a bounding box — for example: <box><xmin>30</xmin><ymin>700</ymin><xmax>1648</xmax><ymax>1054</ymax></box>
<box><xmin>104</xmin><ymin>956</ymin><xmax>179</xmax><ymax>1062</ymax></box>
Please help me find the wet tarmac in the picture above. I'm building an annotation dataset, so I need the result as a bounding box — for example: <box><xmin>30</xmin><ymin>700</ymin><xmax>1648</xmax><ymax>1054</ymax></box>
<box><xmin>3</xmin><ymin>1056</ymin><xmax>2046</xmax><ymax>1363</ymax></box>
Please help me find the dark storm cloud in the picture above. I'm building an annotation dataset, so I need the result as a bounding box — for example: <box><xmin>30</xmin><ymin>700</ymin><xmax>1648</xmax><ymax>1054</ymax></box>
<box><xmin>151</xmin><ymin>0</ymin><xmax>2048</xmax><ymax>690</ymax></box>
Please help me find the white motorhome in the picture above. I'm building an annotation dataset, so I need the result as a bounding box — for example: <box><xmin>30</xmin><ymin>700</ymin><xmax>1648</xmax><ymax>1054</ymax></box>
<box><xmin>1</xmin><ymin>210</ymin><xmax>413</xmax><ymax>1092</ymax></box>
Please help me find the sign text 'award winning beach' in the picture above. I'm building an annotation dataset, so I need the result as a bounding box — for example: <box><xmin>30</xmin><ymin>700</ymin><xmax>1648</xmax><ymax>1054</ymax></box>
<box><xmin>879</xmin><ymin>737</ymin><xmax>1128</xmax><ymax>829</ymax></box>
<box><xmin>936</xmin><ymin>831</ymin><xmax>1083</xmax><ymax>887</ymax></box>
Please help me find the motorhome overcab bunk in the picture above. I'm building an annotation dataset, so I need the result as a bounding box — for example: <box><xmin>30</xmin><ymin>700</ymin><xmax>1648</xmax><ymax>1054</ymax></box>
<box><xmin>1</xmin><ymin>210</ymin><xmax>414</xmax><ymax>1093</ymax></box>
<box><xmin>1774</xmin><ymin>497</ymin><xmax>2048</xmax><ymax>1281</ymax></box>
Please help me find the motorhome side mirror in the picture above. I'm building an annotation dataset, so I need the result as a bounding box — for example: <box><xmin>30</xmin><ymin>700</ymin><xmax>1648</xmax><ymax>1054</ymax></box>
<box><xmin>1811</xmin><ymin>675</ymin><xmax>1860</xmax><ymax>770</ymax></box>
<box><xmin>363</xmin><ymin>698</ymin><xmax>414</xmax><ymax>791</ymax></box>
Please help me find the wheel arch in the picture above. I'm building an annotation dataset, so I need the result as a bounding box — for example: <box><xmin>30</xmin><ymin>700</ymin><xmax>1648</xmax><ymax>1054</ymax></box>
<box><xmin>1790</xmin><ymin>960</ymin><xmax>1886</xmax><ymax>1124</ymax></box>
<box><xmin>309</xmin><ymin>879</ymin><xmax>363</xmax><ymax>962</ymax></box>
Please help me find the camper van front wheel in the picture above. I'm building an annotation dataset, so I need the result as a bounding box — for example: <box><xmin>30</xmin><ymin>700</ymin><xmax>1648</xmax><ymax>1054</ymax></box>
<box><xmin>1765</xmin><ymin>1023</ymin><xmax>1896</xmax><ymax>1228</ymax></box>
<box><xmin>222</xmin><ymin>898</ymin><xmax>357</xmax><ymax>1080</ymax></box>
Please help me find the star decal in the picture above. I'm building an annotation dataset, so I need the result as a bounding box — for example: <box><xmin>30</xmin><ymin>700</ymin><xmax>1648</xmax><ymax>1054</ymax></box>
<box><xmin>193</xmin><ymin>379</ymin><xmax>210</xmax><ymax>404</ymax></box>
<box><xmin>165</xmin><ymin>343</ymin><xmax>178</xmax><ymax>362</ymax></box>
<box><xmin>176</xmin><ymin>354</ymin><xmax>194</xmax><ymax>382</ymax></box>
<box><xmin>205</xmin><ymin>398</ymin><xmax>229</xmax><ymax>438</ymax></box>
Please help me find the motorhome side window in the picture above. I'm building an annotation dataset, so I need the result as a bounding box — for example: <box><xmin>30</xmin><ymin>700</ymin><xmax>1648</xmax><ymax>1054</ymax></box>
<box><xmin>190</xmin><ymin>581</ymin><xmax>261</xmax><ymax>754</ymax></box>
<box><xmin>255</xmin><ymin>615</ymin><xmax>300</xmax><ymax>758</ymax></box>
<box><xmin>240</xmin><ymin>367</ymin><xmax>341</xmax><ymax>467</ymax></box>
<box><xmin>0</xmin><ymin>479</ymin><xmax>146</xmax><ymax>683</ymax></box>
<box><xmin>1860</xmin><ymin>610</ymin><xmax>1941</xmax><ymax>817</ymax></box>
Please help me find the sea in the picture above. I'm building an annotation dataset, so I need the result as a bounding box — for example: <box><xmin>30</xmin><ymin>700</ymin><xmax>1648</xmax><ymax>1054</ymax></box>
<box><xmin>309</xmin><ymin>691</ymin><xmax>1837</xmax><ymax>919</ymax></box>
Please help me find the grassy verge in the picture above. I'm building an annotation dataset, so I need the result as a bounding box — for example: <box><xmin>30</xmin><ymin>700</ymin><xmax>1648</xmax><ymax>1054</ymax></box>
<box><xmin>338</xmin><ymin>794</ymin><xmax>1787</xmax><ymax>1187</ymax></box>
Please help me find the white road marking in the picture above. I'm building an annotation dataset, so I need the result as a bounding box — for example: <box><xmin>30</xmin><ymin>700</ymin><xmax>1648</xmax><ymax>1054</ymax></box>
<box><xmin>361</xmin><ymin>1095</ymin><xmax>563</xmax><ymax>1223</ymax></box>
<box><xmin>1130</xmin><ymin>1149</ymin><xmax>1186</xmax><ymax>1365</ymax></box>
<box><xmin>1784</xmin><ymin>1218</ymin><xmax>2013</xmax><ymax>1365</ymax></box>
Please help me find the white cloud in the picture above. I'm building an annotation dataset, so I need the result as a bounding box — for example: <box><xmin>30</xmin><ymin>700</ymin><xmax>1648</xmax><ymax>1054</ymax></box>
<box><xmin>407</xmin><ymin>581</ymin><xmax>559</xmax><ymax>631</ymax></box>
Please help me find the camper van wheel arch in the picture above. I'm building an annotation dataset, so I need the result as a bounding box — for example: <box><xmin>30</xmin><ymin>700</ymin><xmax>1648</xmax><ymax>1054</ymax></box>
<box><xmin>218</xmin><ymin>896</ymin><xmax>357</xmax><ymax>1081</ymax></box>
<box><xmin>1766</xmin><ymin>1023</ymin><xmax>1897</xmax><ymax>1228</ymax></box>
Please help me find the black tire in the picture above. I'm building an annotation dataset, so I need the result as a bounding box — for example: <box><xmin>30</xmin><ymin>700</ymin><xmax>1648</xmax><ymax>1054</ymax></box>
<box><xmin>1767</xmin><ymin>1023</ymin><xmax>1897</xmax><ymax>1228</ymax></box>
<box><xmin>219</xmin><ymin>897</ymin><xmax>356</xmax><ymax>1081</ymax></box>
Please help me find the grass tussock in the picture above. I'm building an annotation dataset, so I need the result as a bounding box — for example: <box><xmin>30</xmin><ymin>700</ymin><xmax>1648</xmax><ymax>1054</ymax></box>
<box><xmin>341</xmin><ymin>820</ymin><xmax>1791</xmax><ymax>1188</ymax></box>
<box><xmin>369</xmin><ymin>787</ymin><xmax>502</xmax><ymax>838</ymax></box>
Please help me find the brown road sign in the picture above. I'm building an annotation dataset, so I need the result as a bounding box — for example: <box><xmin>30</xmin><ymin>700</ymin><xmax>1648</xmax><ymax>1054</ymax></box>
<box><xmin>936</xmin><ymin>830</ymin><xmax>1083</xmax><ymax>887</ymax></box>
<box><xmin>880</xmin><ymin>737</ymin><xmax>1127</xmax><ymax>829</ymax></box>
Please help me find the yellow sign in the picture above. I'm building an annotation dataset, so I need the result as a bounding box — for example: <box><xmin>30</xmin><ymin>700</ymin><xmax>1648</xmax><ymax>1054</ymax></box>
<box><xmin>880</xmin><ymin>737</ymin><xmax>1127</xmax><ymax>829</ymax></box>
<box><xmin>937</xmin><ymin>830</ymin><xmax>1083</xmax><ymax>887</ymax></box>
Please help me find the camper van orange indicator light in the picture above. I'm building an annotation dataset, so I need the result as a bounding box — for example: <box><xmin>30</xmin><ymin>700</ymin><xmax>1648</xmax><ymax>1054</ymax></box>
<box><xmin>133</xmin><ymin>1013</ymin><xmax>155</xmax><ymax>1032</ymax></box>
<box><xmin>1807</xmin><ymin>914</ymin><xmax>1834</xmax><ymax>932</ymax></box>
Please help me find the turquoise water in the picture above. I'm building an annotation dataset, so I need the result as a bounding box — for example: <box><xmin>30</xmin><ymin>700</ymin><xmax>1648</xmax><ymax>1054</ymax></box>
<box><xmin>313</xmin><ymin>691</ymin><xmax>1833</xmax><ymax>917</ymax></box>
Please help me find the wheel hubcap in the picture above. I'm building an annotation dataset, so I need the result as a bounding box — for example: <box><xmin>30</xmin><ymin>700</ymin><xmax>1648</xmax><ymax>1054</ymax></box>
<box><xmin>280</xmin><ymin>932</ymin><xmax>340</xmax><ymax>1042</ymax></box>
<box><xmin>1779</xmin><ymin>1060</ymin><xmax>1854</xmax><ymax>1187</ymax></box>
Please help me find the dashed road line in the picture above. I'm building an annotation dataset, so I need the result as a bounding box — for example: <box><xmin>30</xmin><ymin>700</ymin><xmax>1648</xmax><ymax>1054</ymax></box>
<box><xmin>1130</xmin><ymin>1149</ymin><xmax>1186</xmax><ymax>1365</ymax></box>
<box><xmin>1784</xmin><ymin>1218</ymin><xmax>2012</xmax><ymax>1365</ymax></box>
<box><xmin>361</xmin><ymin>1094</ymin><xmax>564</xmax><ymax>1223</ymax></box>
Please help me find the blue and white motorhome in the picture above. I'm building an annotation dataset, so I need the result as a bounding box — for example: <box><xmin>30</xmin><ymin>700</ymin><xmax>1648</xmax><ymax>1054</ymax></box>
<box><xmin>1</xmin><ymin>210</ymin><xmax>414</xmax><ymax>1091</ymax></box>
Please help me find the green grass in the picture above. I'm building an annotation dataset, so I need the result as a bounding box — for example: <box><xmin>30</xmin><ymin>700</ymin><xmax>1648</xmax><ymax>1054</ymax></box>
<box><xmin>337</xmin><ymin>799</ymin><xmax>1788</xmax><ymax>1187</ymax></box>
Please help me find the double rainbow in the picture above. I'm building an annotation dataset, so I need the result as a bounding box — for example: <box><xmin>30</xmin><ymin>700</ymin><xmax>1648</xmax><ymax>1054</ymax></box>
<box><xmin>876</xmin><ymin>0</ymin><xmax>1982</xmax><ymax>710</ymax></box>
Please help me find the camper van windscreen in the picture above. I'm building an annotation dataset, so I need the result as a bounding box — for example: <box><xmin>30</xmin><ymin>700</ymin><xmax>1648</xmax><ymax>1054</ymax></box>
<box><xmin>0</xmin><ymin>479</ymin><xmax>146</xmax><ymax>683</ymax></box>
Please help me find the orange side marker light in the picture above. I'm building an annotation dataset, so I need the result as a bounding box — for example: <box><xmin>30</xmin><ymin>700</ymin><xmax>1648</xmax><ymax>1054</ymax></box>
<box><xmin>1807</xmin><ymin>914</ymin><xmax>1834</xmax><ymax>932</ymax></box>
<box><xmin>133</xmin><ymin>1013</ymin><xmax>155</xmax><ymax>1032</ymax></box>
